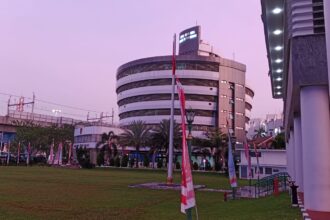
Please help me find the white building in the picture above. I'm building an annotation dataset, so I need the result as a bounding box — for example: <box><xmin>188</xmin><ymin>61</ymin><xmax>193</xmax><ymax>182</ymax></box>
<box><xmin>238</xmin><ymin>148</ymin><xmax>287</xmax><ymax>179</ymax></box>
<box><xmin>246</xmin><ymin>114</ymin><xmax>283</xmax><ymax>139</ymax></box>
<box><xmin>73</xmin><ymin>123</ymin><xmax>124</xmax><ymax>164</ymax></box>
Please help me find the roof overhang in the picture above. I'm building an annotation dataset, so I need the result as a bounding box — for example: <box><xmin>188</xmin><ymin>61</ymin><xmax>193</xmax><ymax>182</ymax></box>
<box><xmin>261</xmin><ymin>0</ymin><xmax>285</xmax><ymax>99</ymax></box>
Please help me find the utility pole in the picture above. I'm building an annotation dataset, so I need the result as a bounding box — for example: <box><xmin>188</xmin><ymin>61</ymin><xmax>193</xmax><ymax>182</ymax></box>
<box><xmin>7</xmin><ymin>93</ymin><xmax>35</xmax><ymax>116</ymax></box>
<box><xmin>87</xmin><ymin>110</ymin><xmax>114</xmax><ymax>124</ymax></box>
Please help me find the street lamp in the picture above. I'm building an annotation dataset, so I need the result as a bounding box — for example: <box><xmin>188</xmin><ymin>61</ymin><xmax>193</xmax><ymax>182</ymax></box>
<box><xmin>185</xmin><ymin>108</ymin><xmax>195</xmax><ymax>220</ymax></box>
<box><xmin>185</xmin><ymin>108</ymin><xmax>195</xmax><ymax>160</ymax></box>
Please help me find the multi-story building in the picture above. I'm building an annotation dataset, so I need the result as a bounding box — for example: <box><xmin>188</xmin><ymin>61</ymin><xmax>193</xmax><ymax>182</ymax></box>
<box><xmin>246</xmin><ymin>114</ymin><xmax>283</xmax><ymax>139</ymax></box>
<box><xmin>261</xmin><ymin>0</ymin><xmax>330</xmax><ymax>217</ymax></box>
<box><xmin>116</xmin><ymin>26</ymin><xmax>254</xmax><ymax>144</ymax></box>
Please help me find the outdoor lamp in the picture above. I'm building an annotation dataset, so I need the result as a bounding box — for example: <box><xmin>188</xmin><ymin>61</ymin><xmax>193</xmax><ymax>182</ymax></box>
<box><xmin>186</xmin><ymin>108</ymin><xmax>195</xmax><ymax>123</ymax></box>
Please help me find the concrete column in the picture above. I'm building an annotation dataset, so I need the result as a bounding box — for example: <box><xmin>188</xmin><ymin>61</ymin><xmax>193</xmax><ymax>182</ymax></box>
<box><xmin>286</xmin><ymin>141</ymin><xmax>291</xmax><ymax>176</ymax></box>
<box><xmin>324</xmin><ymin>1</ymin><xmax>330</xmax><ymax>97</ymax></box>
<box><xmin>300</xmin><ymin>86</ymin><xmax>330</xmax><ymax>212</ymax></box>
<box><xmin>290</xmin><ymin>130</ymin><xmax>296</xmax><ymax>181</ymax></box>
<box><xmin>294</xmin><ymin>116</ymin><xmax>304</xmax><ymax>192</ymax></box>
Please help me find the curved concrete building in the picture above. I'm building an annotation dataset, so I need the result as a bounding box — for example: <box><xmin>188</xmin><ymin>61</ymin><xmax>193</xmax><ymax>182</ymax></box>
<box><xmin>116</xmin><ymin>26</ymin><xmax>254</xmax><ymax>144</ymax></box>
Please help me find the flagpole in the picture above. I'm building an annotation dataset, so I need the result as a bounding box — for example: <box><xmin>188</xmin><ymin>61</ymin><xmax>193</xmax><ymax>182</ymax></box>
<box><xmin>167</xmin><ymin>33</ymin><xmax>176</xmax><ymax>184</ymax></box>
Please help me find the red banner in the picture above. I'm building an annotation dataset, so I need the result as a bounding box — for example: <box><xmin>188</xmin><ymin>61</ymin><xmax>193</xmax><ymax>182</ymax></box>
<box><xmin>177</xmin><ymin>78</ymin><xmax>196</xmax><ymax>213</ymax></box>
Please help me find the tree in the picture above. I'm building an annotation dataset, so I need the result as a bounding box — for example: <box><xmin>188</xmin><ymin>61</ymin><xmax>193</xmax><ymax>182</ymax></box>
<box><xmin>96</xmin><ymin>131</ymin><xmax>119</xmax><ymax>166</ymax></box>
<box><xmin>272</xmin><ymin>132</ymin><xmax>285</xmax><ymax>149</ymax></box>
<box><xmin>193</xmin><ymin>127</ymin><xmax>228</xmax><ymax>170</ymax></box>
<box><xmin>14</xmin><ymin>122</ymin><xmax>73</xmax><ymax>161</ymax></box>
<box><xmin>150</xmin><ymin>119</ymin><xmax>182</xmax><ymax>159</ymax></box>
<box><xmin>253</xmin><ymin>127</ymin><xmax>267</xmax><ymax>139</ymax></box>
<box><xmin>119</xmin><ymin>120</ymin><xmax>151</xmax><ymax>167</ymax></box>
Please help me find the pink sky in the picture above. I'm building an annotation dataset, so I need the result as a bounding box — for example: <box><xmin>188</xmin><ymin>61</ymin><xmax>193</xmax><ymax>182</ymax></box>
<box><xmin>0</xmin><ymin>0</ymin><xmax>283</xmax><ymax>122</ymax></box>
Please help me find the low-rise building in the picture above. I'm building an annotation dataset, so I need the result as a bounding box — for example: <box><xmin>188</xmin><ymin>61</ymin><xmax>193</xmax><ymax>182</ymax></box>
<box><xmin>238</xmin><ymin>148</ymin><xmax>287</xmax><ymax>179</ymax></box>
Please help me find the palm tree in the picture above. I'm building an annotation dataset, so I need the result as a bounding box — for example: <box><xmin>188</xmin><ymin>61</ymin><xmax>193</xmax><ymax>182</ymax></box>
<box><xmin>150</xmin><ymin>119</ymin><xmax>182</xmax><ymax>168</ymax></box>
<box><xmin>193</xmin><ymin>128</ymin><xmax>227</xmax><ymax>170</ymax></box>
<box><xmin>271</xmin><ymin>132</ymin><xmax>285</xmax><ymax>149</ymax></box>
<box><xmin>119</xmin><ymin>120</ymin><xmax>151</xmax><ymax>168</ymax></box>
<box><xmin>96</xmin><ymin>131</ymin><xmax>118</xmax><ymax>166</ymax></box>
<box><xmin>151</xmin><ymin>119</ymin><xmax>182</xmax><ymax>154</ymax></box>
<box><xmin>253</xmin><ymin>127</ymin><xmax>267</xmax><ymax>139</ymax></box>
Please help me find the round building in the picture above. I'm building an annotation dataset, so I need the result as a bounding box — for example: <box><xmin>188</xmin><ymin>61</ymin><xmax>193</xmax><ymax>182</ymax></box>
<box><xmin>116</xmin><ymin>26</ymin><xmax>254</xmax><ymax>144</ymax></box>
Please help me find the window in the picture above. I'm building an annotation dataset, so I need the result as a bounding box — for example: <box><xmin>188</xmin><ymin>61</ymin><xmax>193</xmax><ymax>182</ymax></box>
<box><xmin>273</xmin><ymin>169</ymin><xmax>279</xmax><ymax>173</ymax></box>
<box><xmin>259</xmin><ymin>167</ymin><xmax>263</xmax><ymax>174</ymax></box>
<box><xmin>265</xmin><ymin>168</ymin><xmax>272</xmax><ymax>175</ymax></box>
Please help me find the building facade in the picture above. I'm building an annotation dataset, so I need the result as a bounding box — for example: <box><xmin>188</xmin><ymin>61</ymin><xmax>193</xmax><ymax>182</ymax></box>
<box><xmin>116</xmin><ymin>26</ymin><xmax>254</xmax><ymax>144</ymax></box>
<box><xmin>246</xmin><ymin>114</ymin><xmax>283</xmax><ymax>139</ymax></box>
<box><xmin>239</xmin><ymin>148</ymin><xmax>287</xmax><ymax>179</ymax></box>
<box><xmin>261</xmin><ymin>0</ymin><xmax>330</xmax><ymax>216</ymax></box>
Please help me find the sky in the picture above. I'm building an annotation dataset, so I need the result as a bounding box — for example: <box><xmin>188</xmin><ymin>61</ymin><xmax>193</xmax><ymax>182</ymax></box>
<box><xmin>0</xmin><ymin>0</ymin><xmax>283</xmax><ymax>122</ymax></box>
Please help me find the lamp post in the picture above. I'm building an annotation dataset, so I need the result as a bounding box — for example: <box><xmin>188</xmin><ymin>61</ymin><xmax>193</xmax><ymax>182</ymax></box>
<box><xmin>185</xmin><ymin>108</ymin><xmax>195</xmax><ymax>220</ymax></box>
<box><xmin>186</xmin><ymin>108</ymin><xmax>195</xmax><ymax>160</ymax></box>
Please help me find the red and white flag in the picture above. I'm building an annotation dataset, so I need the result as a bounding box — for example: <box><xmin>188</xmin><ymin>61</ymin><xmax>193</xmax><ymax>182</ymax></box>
<box><xmin>172</xmin><ymin>34</ymin><xmax>176</xmax><ymax>76</ymax></box>
<box><xmin>177</xmin><ymin>78</ymin><xmax>196</xmax><ymax>214</ymax></box>
<box><xmin>48</xmin><ymin>140</ymin><xmax>54</xmax><ymax>165</ymax></box>
<box><xmin>17</xmin><ymin>142</ymin><xmax>20</xmax><ymax>165</ymax></box>
<box><xmin>27</xmin><ymin>142</ymin><xmax>31</xmax><ymax>166</ymax></box>
<box><xmin>243</xmin><ymin>141</ymin><xmax>252</xmax><ymax>178</ymax></box>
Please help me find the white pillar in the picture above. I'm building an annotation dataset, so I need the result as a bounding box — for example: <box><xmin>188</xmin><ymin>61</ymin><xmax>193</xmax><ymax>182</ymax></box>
<box><xmin>294</xmin><ymin>117</ymin><xmax>303</xmax><ymax>192</ymax></box>
<box><xmin>300</xmin><ymin>86</ymin><xmax>330</xmax><ymax>212</ymax></box>
<box><xmin>286</xmin><ymin>141</ymin><xmax>291</xmax><ymax>176</ymax></box>
<box><xmin>290</xmin><ymin>130</ymin><xmax>296</xmax><ymax>181</ymax></box>
<box><xmin>324</xmin><ymin>1</ymin><xmax>330</xmax><ymax>97</ymax></box>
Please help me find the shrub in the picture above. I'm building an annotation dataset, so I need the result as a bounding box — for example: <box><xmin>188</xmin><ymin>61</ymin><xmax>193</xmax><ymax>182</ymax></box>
<box><xmin>115</xmin><ymin>157</ymin><xmax>121</xmax><ymax>167</ymax></box>
<box><xmin>121</xmin><ymin>155</ymin><xmax>129</xmax><ymax>167</ymax></box>
<box><xmin>109</xmin><ymin>158</ymin><xmax>115</xmax><ymax>166</ymax></box>
<box><xmin>157</xmin><ymin>159</ymin><xmax>163</xmax><ymax>169</ymax></box>
<box><xmin>176</xmin><ymin>161</ymin><xmax>181</xmax><ymax>169</ymax></box>
<box><xmin>76</xmin><ymin>147</ymin><xmax>94</xmax><ymax>169</ymax></box>
<box><xmin>215</xmin><ymin>162</ymin><xmax>221</xmax><ymax>171</ymax></box>
<box><xmin>193</xmin><ymin>162</ymin><xmax>199</xmax><ymax>170</ymax></box>
<box><xmin>97</xmin><ymin>148</ymin><xmax>105</xmax><ymax>166</ymax></box>
<box><xmin>129</xmin><ymin>158</ymin><xmax>135</xmax><ymax>168</ymax></box>
<box><xmin>206</xmin><ymin>161</ymin><xmax>212</xmax><ymax>171</ymax></box>
<box><xmin>143</xmin><ymin>155</ymin><xmax>150</xmax><ymax>168</ymax></box>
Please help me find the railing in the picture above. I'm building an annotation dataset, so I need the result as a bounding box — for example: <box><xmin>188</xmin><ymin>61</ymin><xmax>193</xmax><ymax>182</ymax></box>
<box><xmin>252</xmin><ymin>172</ymin><xmax>289</xmax><ymax>198</ymax></box>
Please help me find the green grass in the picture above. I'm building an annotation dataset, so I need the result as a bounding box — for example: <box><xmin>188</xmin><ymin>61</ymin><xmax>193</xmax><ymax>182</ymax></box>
<box><xmin>0</xmin><ymin>167</ymin><xmax>301</xmax><ymax>220</ymax></box>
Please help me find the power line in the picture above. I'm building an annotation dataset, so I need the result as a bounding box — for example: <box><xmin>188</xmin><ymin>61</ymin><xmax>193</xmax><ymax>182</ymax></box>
<box><xmin>0</xmin><ymin>91</ymin><xmax>103</xmax><ymax>114</ymax></box>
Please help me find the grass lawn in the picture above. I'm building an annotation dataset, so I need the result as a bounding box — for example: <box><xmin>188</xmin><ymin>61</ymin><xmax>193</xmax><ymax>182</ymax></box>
<box><xmin>0</xmin><ymin>167</ymin><xmax>301</xmax><ymax>220</ymax></box>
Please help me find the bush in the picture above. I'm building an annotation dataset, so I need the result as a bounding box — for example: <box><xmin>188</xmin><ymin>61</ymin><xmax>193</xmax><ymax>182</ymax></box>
<box><xmin>109</xmin><ymin>158</ymin><xmax>115</xmax><ymax>166</ymax></box>
<box><xmin>121</xmin><ymin>155</ymin><xmax>129</xmax><ymax>167</ymax></box>
<box><xmin>157</xmin><ymin>159</ymin><xmax>163</xmax><ymax>169</ymax></box>
<box><xmin>176</xmin><ymin>161</ymin><xmax>181</xmax><ymax>169</ymax></box>
<box><xmin>76</xmin><ymin>147</ymin><xmax>94</xmax><ymax>169</ymax></box>
<box><xmin>193</xmin><ymin>162</ymin><xmax>199</xmax><ymax>170</ymax></box>
<box><xmin>97</xmin><ymin>148</ymin><xmax>105</xmax><ymax>166</ymax></box>
<box><xmin>143</xmin><ymin>155</ymin><xmax>150</xmax><ymax>168</ymax></box>
<box><xmin>215</xmin><ymin>162</ymin><xmax>221</xmax><ymax>171</ymax></box>
<box><xmin>114</xmin><ymin>157</ymin><xmax>121</xmax><ymax>167</ymax></box>
<box><xmin>129</xmin><ymin>158</ymin><xmax>135</xmax><ymax>168</ymax></box>
<box><xmin>206</xmin><ymin>161</ymin><xmax>212</xmax><ymax>171</ymax></box>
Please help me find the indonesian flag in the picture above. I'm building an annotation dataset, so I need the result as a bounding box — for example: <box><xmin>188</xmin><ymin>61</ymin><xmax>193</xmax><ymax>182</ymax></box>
<box><xmin>253</xmin><ymin>143</ymin><xmax>260</xmax><ymax>178</ymax></box>
<box><xmin>172</xmin><ymin>34</ymin><xmax>176</xmax><ymax>75</ymax></box>
<box><xmin>177</xmin><ymin>77</ymin><xmax>196</xmax><ymax>214</ymax></box>
<box><xmin>7</xmin><ymin>141</ymin><xmax>10</xmax><ymax>165</ymax></box>
<box><xmin>226</xmin><ymin>120</ymin><xmax>238</xmax><ymax>188</ymax></box>
<box><xmin>58</xmin><ymin>142</ymin><xmax>63</xmax><ymax>165</ymax></box>
<box><xmin>67</xmin><ymin>142</ymin><xmax>72</xmax><ymax>165</ymax></box>
<box><xmin>48</xmin><ymin>141</ymin><xmax>54</xmax><ymax>165</ymax></box>
<box><xmin>27</xmin><ymin>142</ymin><xmax>31</xmax><ymax>166</ymax></box>
<box><xmin>243</xmin><ymin>141</ymin><xmax>252</xmax><ymax>178</ymax></box>
<box><xmin>17</xmin><ymin>142</ymin><xmax>20</xmax><ymax>165</ymax></box>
